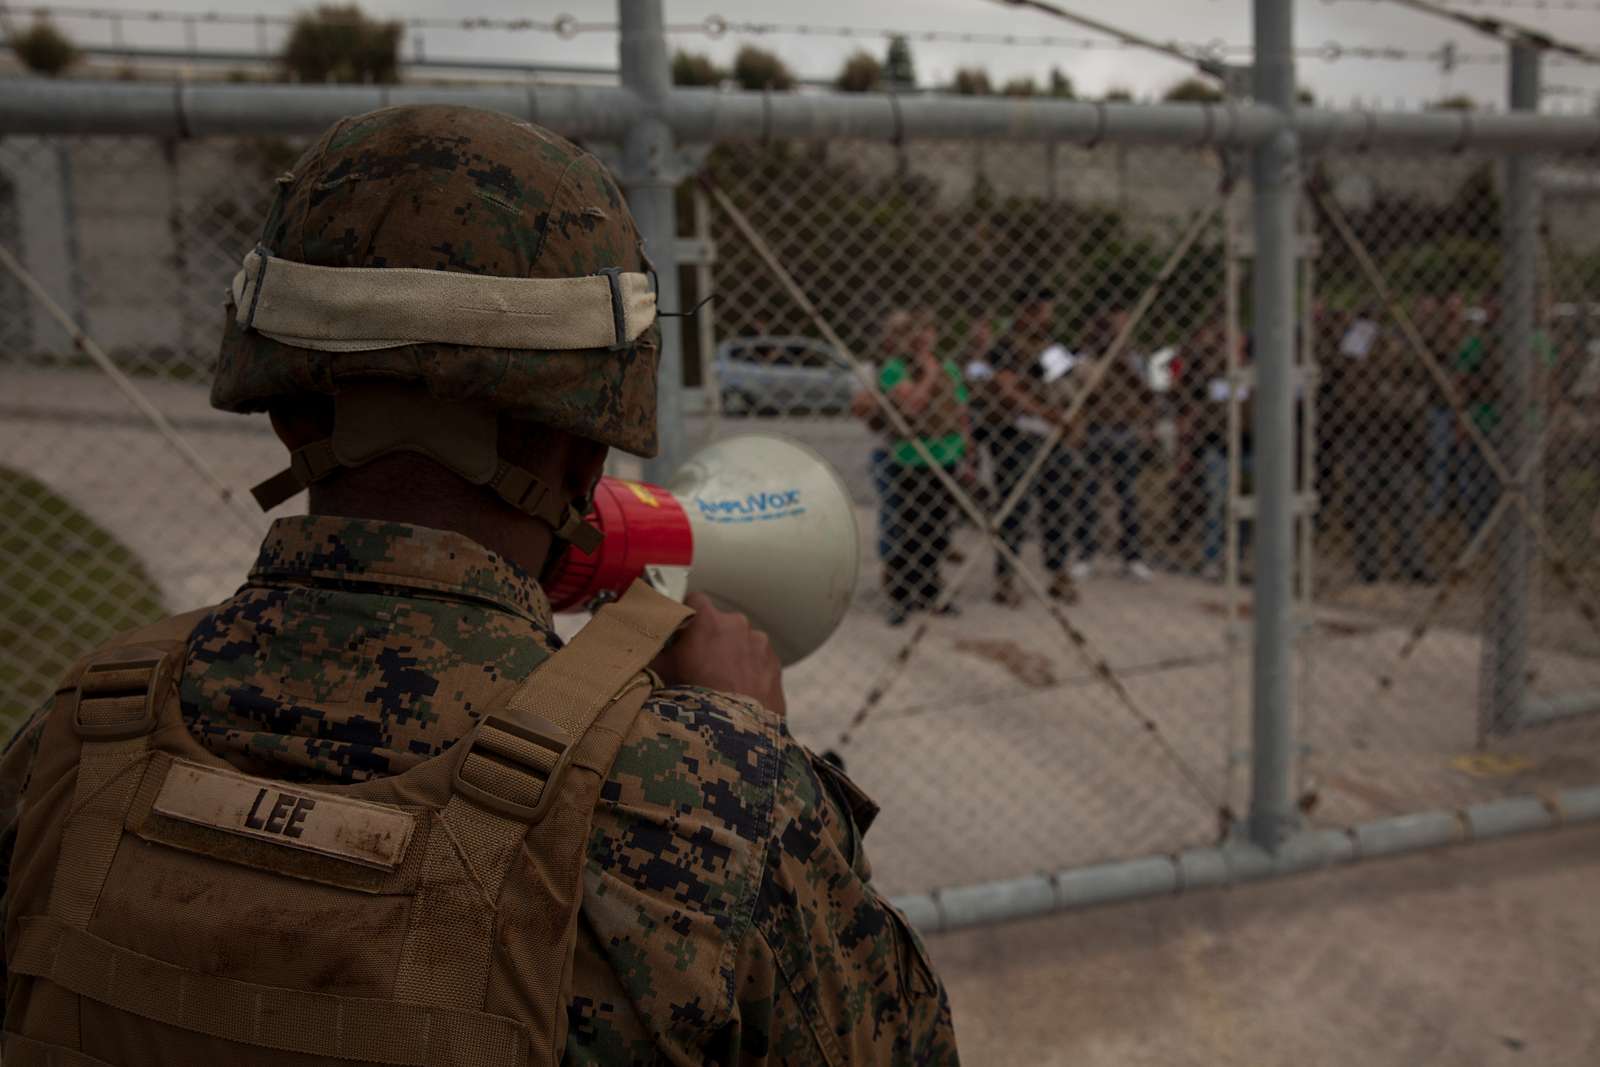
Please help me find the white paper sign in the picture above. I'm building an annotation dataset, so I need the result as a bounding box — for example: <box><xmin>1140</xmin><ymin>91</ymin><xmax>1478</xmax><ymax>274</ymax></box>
<box><xmin>1038</xmin><ymin>343</ymin><xmax>1079</xmax><ymax>384</ymax></box>
<box><xmin>1208</xmin><ymin>377</ymin><xmax>1251</xmax><ymax>403</ymax></box>
<box><xmin>1340</xmin><ymin>319</ymin><xmax>1378</xmax><ymax>359</ymax></box>
<box><xmin>1014</xmin><ymin>415</ymin><xmax>1054</xmax><ymax>438</ymax></box>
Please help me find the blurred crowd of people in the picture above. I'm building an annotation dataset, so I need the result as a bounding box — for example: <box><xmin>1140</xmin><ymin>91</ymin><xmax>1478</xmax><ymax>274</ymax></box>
<box><xmin>850</xmin><ymin>283</ymin><xmax>1580</xmax><ymax>627</ymax></box>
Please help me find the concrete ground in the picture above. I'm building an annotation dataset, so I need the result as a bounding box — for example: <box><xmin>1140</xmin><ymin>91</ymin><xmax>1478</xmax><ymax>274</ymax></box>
<box><xmin>928</xmin><ymin>823</ymin><xmax>1600</xmax><ymax>1066</ymax></box>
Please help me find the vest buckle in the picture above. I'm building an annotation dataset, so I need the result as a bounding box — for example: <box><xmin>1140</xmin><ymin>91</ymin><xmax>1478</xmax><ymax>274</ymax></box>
<box><xmin>70</xmin><ymin>650</ymin><xmax>172</xmax><ymax>740</ymax></box>
<box><xmin>451</xmin><ymin>714</ymin><xmax>572</xmax><ymax>823</ymax></box>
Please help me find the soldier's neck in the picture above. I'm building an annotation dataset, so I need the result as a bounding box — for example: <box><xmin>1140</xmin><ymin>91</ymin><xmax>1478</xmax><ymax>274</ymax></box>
<box><xmin>309</xmin><ymin>455</ymin><xmax>556</xmax><ymax>580</ymax></box>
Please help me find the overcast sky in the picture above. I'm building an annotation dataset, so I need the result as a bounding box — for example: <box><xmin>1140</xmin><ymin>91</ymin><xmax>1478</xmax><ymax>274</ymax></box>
<box><xmin>24</xmin><ymin>0</ymin><xmax>1600</xmax><ymax>111</ymax></box>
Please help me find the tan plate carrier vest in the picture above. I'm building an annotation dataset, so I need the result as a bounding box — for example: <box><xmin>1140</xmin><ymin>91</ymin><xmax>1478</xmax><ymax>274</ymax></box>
<box><xmin>3</xmin><ymin>581</ymin><xmax>692</xmax><ymax>1067</ymax></box>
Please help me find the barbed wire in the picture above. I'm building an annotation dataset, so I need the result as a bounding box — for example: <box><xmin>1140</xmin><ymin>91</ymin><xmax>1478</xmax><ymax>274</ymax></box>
<box><xmin>11</xmin><ymin>4</ymin><xmax>1600</xmax><ymax>79</ymax></box>
<box><xmin>1435</xmin><ymin>0</ymin><xmax>1600</xmax><ymax>11</ymax></box>
<box><xmin>0</xmin><ymin>5</ymin><xmax>608</xmax><ymax>35</ymax></box>
<box><xmin>0</xmin><ymin>5</ymin><xmax>1564</xmax><ymax>68</ymax></box>
<box><xmin>679</xmin><ymin>14</ymin><xmax>1519</xmax><ymax>66</ymax></box>
<box><xmin>981</xmin><ymin>0</ymin><xmax>1227</xmax><ymax>79</ymax></box>
<box><xmin>1330</xmin><ymin>0</ymin><xmax>1600</xmax><ymax>63</ymax></box>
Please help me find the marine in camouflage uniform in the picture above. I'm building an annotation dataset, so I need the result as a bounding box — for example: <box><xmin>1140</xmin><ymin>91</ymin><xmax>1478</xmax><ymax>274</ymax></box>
<box><xmin>0</xmin><ymin>105</ymin><xmax>957</xmax><ymax>1065</ymax></box>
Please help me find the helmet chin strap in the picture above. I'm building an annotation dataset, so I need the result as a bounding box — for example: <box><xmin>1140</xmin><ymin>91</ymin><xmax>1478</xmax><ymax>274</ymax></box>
<box><xmin>537</xmin><ymin>477</ymin><xmax>601</xmax><ymax>585</ymax></box>
<box><xmin>249</xmin><ymin>384</ymin><xmax>603</xmax><ymax>557</ymax></box>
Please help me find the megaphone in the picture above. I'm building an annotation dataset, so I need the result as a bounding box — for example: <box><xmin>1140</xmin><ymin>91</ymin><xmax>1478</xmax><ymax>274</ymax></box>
<box><xmin>547</xmin><ymin>434</ymin><xmax>860</xmax><ymax>665</ymax></box>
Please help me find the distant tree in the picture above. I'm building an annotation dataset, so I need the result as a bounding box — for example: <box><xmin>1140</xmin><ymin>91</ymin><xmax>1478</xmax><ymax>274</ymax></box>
<box><xmin>10</xmin><ymin>17</ymin><xmax>79</xmax><ymax>77</ymax></box>
<box><xmin>1103</xmin><ymin>86</ymin><xmax>1134</xmax><ymax>102</ymax></box>
<box><xmin>282</xmin><ymin>5</ymin><xmax>401</xmax><ymax>84</ymax></box>
<box><xmin>951</xmin><ymin>67</ymin><xmax>993</xmax><ymax>95</ymax></box>
<box><xmin>1048</xmin><ymin>66</ymin><xmax>1075</xmax><ymax>99</ymax></box>
<box><xmin>885</xmin><ymin>34</ymin><xmax>916</xmax><ymax>88</ymax></box>
<box><xmin>672</xmin><ymin>50</ymin><xmax>723</xmax><ymax>87</ymax></box>
<box><xmin>733</xmin><ymin>45</ymin><xmax>795</xmax><ymax>91</ymax></box>
<box><xmin>1429</xmin><ymin>93</ymin><xmax>1478</xmax><ymax>112</ymax></box>
<box><xmin>836</xmin><ymin>50</ymin><xmax>883</xmax><ymax>93</ymax></box>
<box><xmin>1163</xmin><ymin>77</ymin><xmax>1224</xmax><ymax>103</ymax></box>
<box><xmin>1001</xmin><ymin>76</ymin><xmax>1039</xmax><ymax>98</ymax></box>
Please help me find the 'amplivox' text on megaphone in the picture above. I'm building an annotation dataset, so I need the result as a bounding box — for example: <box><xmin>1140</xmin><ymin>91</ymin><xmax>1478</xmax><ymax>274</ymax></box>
<box><xmin>547</xmin><ymin>434</ymin><xmax>860</xmax><ymax>665</ymax></box>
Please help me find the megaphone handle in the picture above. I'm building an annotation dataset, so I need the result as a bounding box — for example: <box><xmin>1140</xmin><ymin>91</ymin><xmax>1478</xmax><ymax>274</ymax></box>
<box><xmin>643</xmin><ymin>564</ymin><xmax>691</xmax><ymax>604</ymax></box>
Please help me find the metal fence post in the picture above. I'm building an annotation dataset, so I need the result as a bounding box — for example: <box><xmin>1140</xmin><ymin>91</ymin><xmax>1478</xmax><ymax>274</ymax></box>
<box><xmin>1248</xmin><ymin>0</ymin><xmax>1300</xmax><ymax>850</ymax></box>
<box><xmin>1481</xmin><ymin>42</ymin><xmax>1540</xmax><ymax>738</ymax></box>
<box><xmin>618</xmin><ymin>0</ymin><xmax>685</xmax><ymax>484</ymax></box>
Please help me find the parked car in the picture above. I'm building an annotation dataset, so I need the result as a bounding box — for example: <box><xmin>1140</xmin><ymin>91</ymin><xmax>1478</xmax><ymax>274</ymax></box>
<box><xmin>712</xmin><ymin>336</ymin><xmax>856</xmax><ymax>416</ymax></box>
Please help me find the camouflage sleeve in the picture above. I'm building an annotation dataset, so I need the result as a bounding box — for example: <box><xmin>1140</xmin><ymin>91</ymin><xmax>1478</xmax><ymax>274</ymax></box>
<box><xmin>0</xmin><ymin>706</ymin><xmax>51</xmax><ymax>1020</ymax></box>
<box><xmin>737</xmin><ymin>734</ymin><xmax>960</xmax><ymax>1066</ymax></box>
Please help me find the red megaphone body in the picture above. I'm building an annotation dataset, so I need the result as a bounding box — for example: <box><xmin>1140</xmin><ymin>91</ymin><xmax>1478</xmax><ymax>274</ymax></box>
<box><xmin>546</xmin><ymin>477</ymin><xmax>693</xmax><ymax>612</ymax></box>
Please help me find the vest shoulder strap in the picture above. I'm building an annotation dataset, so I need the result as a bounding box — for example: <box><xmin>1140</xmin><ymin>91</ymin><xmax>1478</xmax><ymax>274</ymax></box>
<box><xmin>450</xmin><ymin>578</ymin><xmax>694</xmax><ymax>824</ymax></box>
<box><xmin>508</xmin><ymin>574</ymin><xmax>693</xmax><ymax>739</ymax></box>
<box><xmin>44</xmin><ymin>608</ymin><xmax>212</xmax><ymax>930</ymax></box>
<box><xmin>55</xmin><ymin>606</ymin><xmax>213</xmax><ymax>702</ymax></box>
<box><xmin>390</xmin><ymin>579</ymin><xmax>693</xmax><ymax>1065</ymax></box>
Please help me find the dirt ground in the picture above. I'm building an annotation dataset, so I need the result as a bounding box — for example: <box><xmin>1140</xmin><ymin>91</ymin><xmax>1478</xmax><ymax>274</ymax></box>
<box><xmin>928</xmin><ymin>824</ymin><xmax>1600</xmax><ymax>1066</ymax></box>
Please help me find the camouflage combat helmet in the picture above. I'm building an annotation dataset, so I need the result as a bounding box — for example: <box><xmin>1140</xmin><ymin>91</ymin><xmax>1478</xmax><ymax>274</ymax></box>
<box><xmin>212</xmin><ymin>105</ymin><xmax>659</xmax><ymax>546</ymax></box>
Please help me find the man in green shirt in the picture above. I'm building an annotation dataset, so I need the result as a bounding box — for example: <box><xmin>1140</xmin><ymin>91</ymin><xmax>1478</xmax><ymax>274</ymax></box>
<box><xmin>874</xmin><ymin>314</ymin><xmax>972</xmax><ymax>625</ymax></box>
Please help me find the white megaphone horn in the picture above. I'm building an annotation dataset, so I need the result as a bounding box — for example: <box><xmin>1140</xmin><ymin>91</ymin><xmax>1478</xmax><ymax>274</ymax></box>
<box><xmin>546</xmin><ymin>434</ymin><xmax>860</xmax><ymax>665</ymax></box>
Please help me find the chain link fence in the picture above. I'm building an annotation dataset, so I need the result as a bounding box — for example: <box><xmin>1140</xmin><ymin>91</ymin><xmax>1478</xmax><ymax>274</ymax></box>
<box><xmin>1297</xmin><ymin>148</ymin><xmax>1600</xmax><ymax>832</ymax></box>
<box><xmin>2</xmin><ymin>127</ymin><xmax>1597</xmax><ymax>900</ymax></box>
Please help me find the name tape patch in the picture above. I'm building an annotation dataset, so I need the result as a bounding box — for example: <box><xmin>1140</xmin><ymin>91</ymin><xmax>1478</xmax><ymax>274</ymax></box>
<box><xmin>153</xmin><ymin>760</ymin><xmax>415</xmax><ymax>871</ymax></box>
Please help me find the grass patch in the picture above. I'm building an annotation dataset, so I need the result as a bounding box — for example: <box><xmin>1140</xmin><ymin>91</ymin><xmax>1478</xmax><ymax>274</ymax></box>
<box><xmin>0</xmin><ymin>467</ymin><xmax>166</xmax><ymax>733</ymax></box>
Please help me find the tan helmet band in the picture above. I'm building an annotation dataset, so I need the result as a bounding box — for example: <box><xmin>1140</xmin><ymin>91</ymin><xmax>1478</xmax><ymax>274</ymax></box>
<box><xmin>232</xmin><ymin>248</ymin><xmax>657</xmax><ymax>353</ymax></box>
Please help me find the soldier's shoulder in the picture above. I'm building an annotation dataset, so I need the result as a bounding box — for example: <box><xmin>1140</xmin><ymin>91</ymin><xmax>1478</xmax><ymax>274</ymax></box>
<box><xmin>575</xmin><ymin>689</ymin><xmax>791</xmax><ymax>1045</ymax></box>
<box><xmin>592</xmin><ymin>685</ymin><xmax>864</xmax><ymax>937</ymax></box>
<box><xmin>605</xmin><ymin>686</ymin><xmax>788</xmax><ymax>847</ymax></box>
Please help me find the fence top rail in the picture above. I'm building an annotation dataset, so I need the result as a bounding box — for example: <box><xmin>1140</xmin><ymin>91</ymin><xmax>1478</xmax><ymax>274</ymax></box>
<box><xmin>2</xmin><ymin>78</ymin><xmax>1598</xmax><ymax>154</ymax></box>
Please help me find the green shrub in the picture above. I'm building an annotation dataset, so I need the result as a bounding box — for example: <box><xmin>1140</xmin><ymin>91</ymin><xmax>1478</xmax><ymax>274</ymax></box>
<box><xmin>672</xmin><ymin>50</ymin><xmax>724</xmax><ymax>87</ymax></box>
<box><xmin>1162</xmin><ymin>78</ymin><xmax>1224</xmax><ymax>104</ymax></box>
<box><xmin>951</xmin><ymin>68</ymin><xmax>992</xmax><ymax>95</ymax></box>
<box><xmin>282</xmin><ymin>5</ymin><xmax>402</xmax><ymax>85</ymax></box>
<box><xmin>11</xmin><ymin>19</ymin><xmax>79</xmax><ymax>78</ymax></box>
<box><xmin>836</xmin><ymin>51</ymin><xmax>882</xmax><ymax>93</ymax></box>
<box><xmin>732</xmin><ymin>46</ymin><xmax>795</xmax><ymax>91</ymax></box>
<box><xmin>0</xmin><ymin>468</ymin><xmax>165</xmax><ymax>724</ymax></box>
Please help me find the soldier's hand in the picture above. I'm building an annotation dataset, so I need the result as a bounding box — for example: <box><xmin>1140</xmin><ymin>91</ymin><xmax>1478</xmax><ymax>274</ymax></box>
<box><xmin>652</xmin><ymin>593</ymin><xmax>786</xmax><ymax>716</ymax></box>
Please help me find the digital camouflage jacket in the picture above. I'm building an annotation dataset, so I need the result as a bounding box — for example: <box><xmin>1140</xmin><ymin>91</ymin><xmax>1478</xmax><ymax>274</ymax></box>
<box><xmin>0</xmin><ymin>516</ymin><xmax>958</xmax><ymax>1066</ymax></box>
